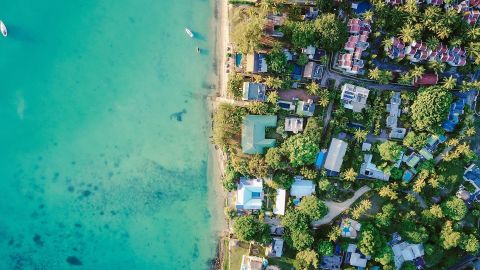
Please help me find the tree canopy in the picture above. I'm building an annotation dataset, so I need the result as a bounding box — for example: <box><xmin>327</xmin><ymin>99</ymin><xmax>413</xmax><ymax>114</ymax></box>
<box><xmin>411</xmin><ymin>87</ymin><xmax>452</xmax><ymax>131</ymax></box>
<box><xmin>297</xmin><ymin>196</ymin><xmax>329</xmax><ymax>221</ymax></box>
<box><xmin>441</xmin><ymin>196</ymin><xmax>467</xmax><ymax>221</ymax></box>
<box><xmin>233</xmin><ymin>215</ymin><xmax>271</xmax><ymax>244</ymax></box>
<box><xmin>378</xmin><ymin>141</ymin><xmax>403</xmax><ymax>162</ymax></box>
<box><xmin>283</xmin><ymin>134</ymin><xmax>320</xmax><ymax>167</ymax></box>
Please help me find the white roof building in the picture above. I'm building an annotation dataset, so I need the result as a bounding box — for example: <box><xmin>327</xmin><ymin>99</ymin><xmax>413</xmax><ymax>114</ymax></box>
<box><xmin>360</xmin><ymin>154</ymin><xmax>390</xmax><ymax>181</ymax></box>
<box><xmin>324</xmin><ymin>138</ymin><xmax>348</xmax><ymax>173</ymax></box>
<box><xmin>290</xmin><ymin>177</ymin><xmax>315</xmax><ymax>199</ymax></box>
<box><xmin>391</xmin><ymin>242</ymin><xmax>424</xmax><ymax>270</ymax></box>
<box><xmin>341</xmin><ymin>84</ymin><xmax>370</xmax><ymax>112</ymax></box>
<box><xmin>273</xmin><ymin>189</ymin><xmax>286</xmax><ymax>216</ymax></box>
<box><xmin>284</xmin><ymin>117</ymin><xmax>304</xmax><ymax>134</ymax></box>
<box><xmin>346</xmin><ymin>244</ymin><xmax>370</xmax><ymax>268</ymax></box>
<box><xmin>266</xmin><ymin>237</ymin><xmax>284</xmax><ymax>258</ymax></box>
<box><xmin>386</xmin><ymin>93</ymin><xmax>407</xmax><ymax>139</ymax></box>
<box><xmin>236</xmin><ymin>178</ymin><xmax>264</xmax><ymax>210</ymax></box>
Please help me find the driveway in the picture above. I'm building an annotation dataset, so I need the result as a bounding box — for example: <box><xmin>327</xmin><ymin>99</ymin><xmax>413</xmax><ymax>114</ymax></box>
<box><xmin>312</xmin><ymin>185</ymin><xmax>371</xmax><ymax>228</ymax></box>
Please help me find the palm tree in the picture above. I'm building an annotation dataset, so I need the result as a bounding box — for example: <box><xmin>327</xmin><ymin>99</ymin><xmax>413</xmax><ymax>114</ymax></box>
<box><xmin>398</xmin><ymin>73</ymin><xmax>413</xmax><ymax>85</ymax></box>
<box><xmin>379</xmin><ymin>70</ymin><xmax>393</xmax><ymax>84</ymax></box>
<box><xmin>467</xmin><ymin>27</ymin><xmax>480</xmax><ymax>40</ymax></box>
<box><xmin>363</xmin><ymin>10</ymin><xmax>374</xmax><ymax>22</ymax></box>
<box><xmin>467</xmin><ymin>42</ymin><xmax>480</xmax><ymax>59</ymax></box>
<box><xmin>399</xmin><ymin>25</ymin><xmax>416</xmax><ymax>43</ymax></box>
<box><xmin>368</xmin><ymin>67</ymin><xmax>381</xmax><ymax>81</ymax></box>
<box><xmin>442</xmin><ymin>76</ymin><xmax>457</xmax><ymax>90</ymax></box>
<box><xmin>265</xmin><ymin>76</ymin><xmax>282</xmax><ymax>90</ymax></box>
<box><xmin>429</xmin><ymin>61</ymin><xmax>446</xmax><ymax>74</ymax></box>
<box><xmin>436</xmin><ymin>26</ymin><xmax>451</xmax><ymax>40</ymax></box>
<box><xmin>382</xmin><ymin>37</ymin><xmax>393</xmax><ymax>50</ymax></box>
<box><xmin>306</xmin><ymin>81</ymin><xmax>320</xmax><ymax>95</ymax></box>
<box><xmin>318</xmin><ymin>91</ymin><xmax>330</xmax><ymax>107</ymax></box>
<box><xmin>354</xmin><ymin>129</ymin><xmax>368</xmax><ymax>143</ymax></box>
<box><xmin>341</xmin><ymin>168</ymin><xmax>357</xmax><ymax>182</ymax></box>
<box><xmin>465</xmin><ymin>127</ymin><xmax>476</xmax><ymax>137</ymax></box>
<box><xmin>253</xmin><ymin>74</ymin><xmax>263</xmax><ymax>83</ymax></box>
<box><xmin>410</xmin><ymin>66</ymin><xmax>425</xmax><ymax>80</ymax></box>
<box><xmin>426</xmin><ymin>37</ymin><xmax>440</xmax><ymax>50</ymax></box>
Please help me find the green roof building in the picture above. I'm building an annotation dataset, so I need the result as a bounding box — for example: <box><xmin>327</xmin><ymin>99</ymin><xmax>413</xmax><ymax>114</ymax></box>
<box><xmin>242</xmin><ymin>115</ymin><xmax>277</xmax><ymax>154</ymax></box>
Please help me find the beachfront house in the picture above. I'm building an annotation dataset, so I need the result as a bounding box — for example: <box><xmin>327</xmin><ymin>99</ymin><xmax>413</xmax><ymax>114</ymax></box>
<box><xmin>391</xmin><ymin>241</ymin><xmax>425</xmax><ymax>270</ymax></box>
<box><xmin>296</xmin><ymin>99</ymin><xmax>315</xmax><ymax>117</ymax></box>
<box><xmin>265</xmin><ymin>237</ymin><xmax>284</xmax><ymax>258</ymax></box>
<box><xmin>236</xmin><ymin>178</ymin><xmax>264</xmax><ymax>210</ymax></box>
<box><xmin>246</xmin><ymin>52</ymin><xmax>268</xmax><ymax>73</ymax></box>
<box><xmin>360</xmin><ymin>154</ymin><xmax>390</xmax><ymax>181</ymax></box>
<box><xmin>284</xmin><ymin>117</ymin><xmax>304</xmax><ymax>134</ymax></box>
<box><xmin>345</xmin><ymin>244</ymin><xmax>370</xmax><ymax>268</ymax></box>
<box><xmin>242</xmin><ymin>82</ymin><xmax>266</xmax><ymax>102</ymax></box>
<box><xmin>340</xmin><ymin>218</ymin><xmax>361</xmax><ymax>239</ymax></box>
<box><xmin>290</xmin><ymin>177</ymin><xmax>315</xmax><ymax>201</ymax></box>
<box><xmin>242</xmin><ymin>115</ymin><xmax>277</xmax><ymax>154</ymax></box>
<box><xmin>241</xmin><ymin>255</ymin><xmax>266</xmax><ymax>270</ymax></box>
<box><xmin>273</xmin><ymin>189</ymin><xmax>286</xmax><ymax>216</ymax></box>
<box><xmin>324</xmin><ymin>138</ymin><xmax>348</xmax><ymax>175</ymax></box>
<box><xmin>340</xmin><ymin>84</ymin><xmax>370</xmax><ymax>112</ymax></box>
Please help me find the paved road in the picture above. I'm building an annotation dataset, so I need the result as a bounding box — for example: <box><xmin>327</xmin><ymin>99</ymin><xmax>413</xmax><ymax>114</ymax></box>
<box><xmin>312</xmin><ymin>185</ymin><xmax>371</xmax><ymax>228</ymax></box>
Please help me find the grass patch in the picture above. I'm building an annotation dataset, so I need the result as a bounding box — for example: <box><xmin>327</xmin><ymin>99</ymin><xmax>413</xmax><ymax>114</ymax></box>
<box><xmin>268</xmin><ymin>257</ymin><xmax>295</xmax><ymax>270</ymax></box>
<box><xmin>229</xmin><ymin>240</ymin><xmax>250</xmax><ymax>270</ymax></box>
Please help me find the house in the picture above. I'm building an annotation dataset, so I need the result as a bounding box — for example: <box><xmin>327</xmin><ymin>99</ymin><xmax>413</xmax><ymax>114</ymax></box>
<box><xmin>246</xmin><ymin>52</ymin><xmax>268</xmax><ymax>73</ymax></box>
<box><xmin>241</xmin><ymin>255</ymin><xmax>265</xmax><ymax>270</ymax></box>
<box><xmin>284</xmin><ymin>117</ymin><xmax>304</xmax><ymax>134</ymax></box>
<box><xmin>303</xmin><ymin>61</ymin><xmax>323</xmax><ymax>80</ymax></box>
<box><xmin>273</xmin><ymin>189</ymin><xmax>286</xmax><ymax>216</ymax></box>
<box><xmin>360</xmin><ymin>154</ymin><xmax>390</xmax><ymax>181</ymax></box>
<box><xmin>412</xmin><ymin>73</ymin><xmax>439</xmax><ymax>86</ymax></box>
<box><xmin>386</xmin><ymin>39</ymin><xmax>467</xmax><ymax>67</ymax></box>
<box><xmin>464</xmin><ymin>164</ymin><xmax>480</xmax><ymax>193</ymax></box>
<box><xmin>242</xmin><ymin>82</ymin><xmax>266</xmax><ymax>101</ymax></box>
<box><xmin>345</xmin><ymin>244</ymin><xmax>370</xmax><ymax>268</ymax></box>
<box><xmin>443</xmin><ymin>98</ymin><xmax>466</xmax><ymax>132</ymax></box>
<box><xmin>265</xmin><ymin>237</ymin><xmax>284</xmax><ymax>257</ymax></box>
<box><xmin>385</xmin><ymin>37</ymin><xmax>406</xmax><ymax>59</ymax></box>
<box><xmin>362</xmin><ymin>142</ymin><xmax>372</xmax><ymax>151</ymax></box>
<box><xmin>419</xmin><ymin>148</ymin><xmax>433</xmax><ymax>160</ymax></box>
<box><xmin>463</xmin><ymin>9</ymin><xmax>480</xmax><ymax>26</ymax></box>
<box><xmin>340</xmin><ymin>218</ymin><xmax>361</xmax><ymax>239</ymax></box>
<box><xmin>236</xmin><ymin>178</ymin><xmax>264</xmax><ymax>210</ymax></box>
<box><xmin>242</xmin><ymin>115</ymin><xmax>277</xmax><ymax>154</ymax></box>
<box><xmin>341</xmin><ymin>84</ymin><xmax>370</xmax><ymax>112</ymax></box>
<box><xmin>390</xmin><ymin>128</ymin><xmax>407</xmax><ymax>140</ymax></box>
<box><xmin>391</xmin><ymin>242</ymin><xmax>425</xmax><ymax>270</ymax></box>
<box><xmin>296</xmin><ymin>99</ymin><xmax>316</xmax><ymax>117</ymax></box>
<box><xmin>324</xmin><ymin>138</ymin><xmax>348</xmax><ymax>174</ymax></box>
<box><xmin>404</xmin><ymin>152</ymin><xmax>421</xmax><ymax>169</ymax></box>
<box><xmin>385</xmin><ymin>0</ymin><xmax>404</xmax><ymax>5</ymax></box>
<box><xmin>320</xmin><ymin>255</ymin><xmax>343</xmax><ymax>270</ymax></box>
<box><xmin>386</xmin><ymin>93</ymin><xmax>407</xmax><ymax>139</ymax></box>
<box><xmin>338</xmin><ymin>18</ymin><xmax>371</xmax><ymax>74</ymax></box>
<box><xmin>303</xmin><ymin>45</ymin><xmax>316</xmax><ymax>59</ymax></box>
<box><xmin>290</xmin><ymin>177</ymin><xmax>315</xmax><ymax>200</ymax></box>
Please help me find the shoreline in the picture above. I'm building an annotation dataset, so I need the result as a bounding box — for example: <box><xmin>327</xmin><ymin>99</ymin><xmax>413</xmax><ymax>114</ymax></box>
<box><xmin>208</xmin><ymin>0</ymin><xmax>230</xmax><ymax>268</ymax></box>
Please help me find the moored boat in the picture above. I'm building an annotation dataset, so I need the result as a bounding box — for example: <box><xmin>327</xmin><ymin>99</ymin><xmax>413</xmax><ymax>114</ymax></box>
<box><xmin>185</xmin><ymin>28</ymin><xmax>194</xmax><ymax>38</ymax></box>
<box><xmin>0</xmin><ymin>20</ymin><xmax>7</xmax><ymax>37</ymax></box>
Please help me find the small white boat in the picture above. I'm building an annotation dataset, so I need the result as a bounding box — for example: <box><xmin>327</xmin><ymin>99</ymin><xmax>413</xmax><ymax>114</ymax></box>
<box><xmin>0</xmin><ymin>20</ymin><xmax>7</xmax><ymax>37</ymax></box>
<box><xmin>185</xmin><ymin>28</ymin><xmax>194</xmax><ymax>38</ymax></box>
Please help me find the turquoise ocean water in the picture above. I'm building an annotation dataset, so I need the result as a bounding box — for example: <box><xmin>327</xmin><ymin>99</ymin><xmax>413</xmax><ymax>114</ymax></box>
<box><xmin>0</xmin><ymin>0</ymin><xmax>220</xmax><ymax>269</ymax></box>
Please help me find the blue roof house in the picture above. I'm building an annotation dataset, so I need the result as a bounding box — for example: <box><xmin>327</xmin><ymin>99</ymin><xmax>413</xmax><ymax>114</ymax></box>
<box><xmin>242</xmin><ymin>82</ymin><xmax>266</xmax><ymax>101</ymax></box>
<box><xmin>443</xmin><ymin>98</ymin><xmax>466</xmax><ymax>132</ymax></box>
<box><xmin>236</xmin><ymin>178</ymin><xmax>264</xmax><ymax>210</ymax></box>
<box><xmin>464</xmin><ymin>164</ymin><xmax>480</xmax><ymax>193</ymax></box>
<box><xmin>242</xmin><ymin>115</ymin><xmax>277</xmax><ymax>154</ymax></box>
